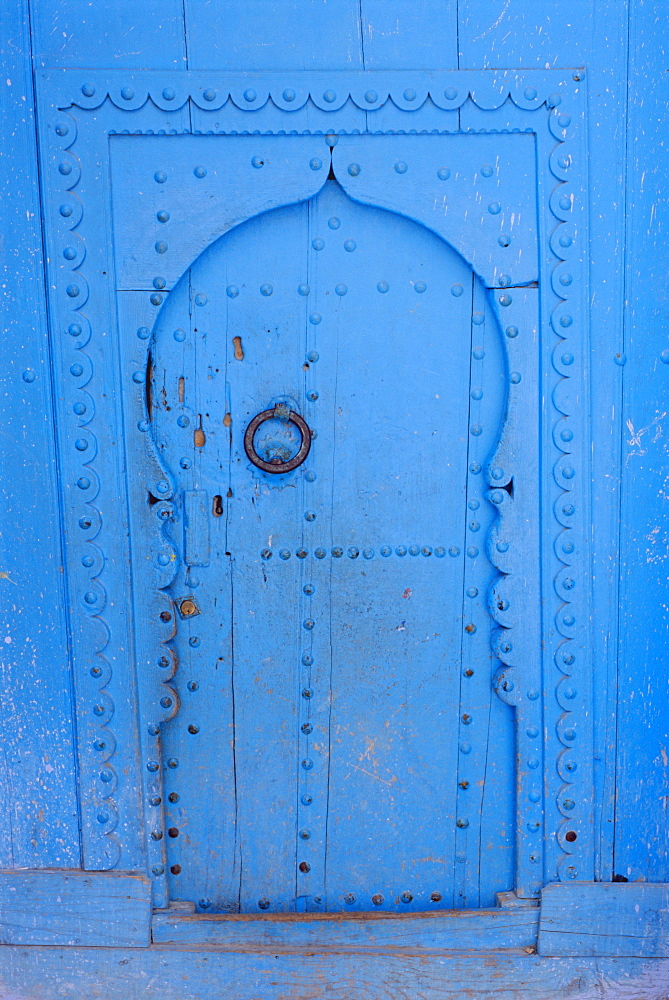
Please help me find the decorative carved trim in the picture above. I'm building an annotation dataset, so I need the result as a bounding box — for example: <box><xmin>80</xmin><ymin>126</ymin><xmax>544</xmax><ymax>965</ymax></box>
<box><xmin>36</xmin><ymin>68</ymin><xmax>591</xmax><ymax>900</ymax></box>
<box><xmin>50</xmin><ymin>69</ymin><xmax>576</xmax><ymax>117</ymax></box>
<box><xmin>48</xmin><ymin>109</ymin><xmax>120</xmax><ymax>869</ymax></box>
<box><xmin>546</xmin><ymin>95</ymin><xmax>593</xmax><ymax>884</ymax></box>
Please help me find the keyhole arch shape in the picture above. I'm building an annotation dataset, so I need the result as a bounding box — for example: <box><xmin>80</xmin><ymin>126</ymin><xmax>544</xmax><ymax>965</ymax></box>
<box><xmin>139</xmin><ymin>176</ymin><xmax>527</xmax><ymax>915</ymax></box>
<box><xmin>145</xmin><ymin>174</ymin><xmax>513</xmax><ymax>468</ymax></box>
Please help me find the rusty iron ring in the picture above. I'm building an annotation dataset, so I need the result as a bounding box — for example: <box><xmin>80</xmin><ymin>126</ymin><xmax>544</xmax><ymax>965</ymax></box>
<box><xmin>243</xmin><ymin>406</ymin><xmax>312</xmax><ymax>474</ymax></box>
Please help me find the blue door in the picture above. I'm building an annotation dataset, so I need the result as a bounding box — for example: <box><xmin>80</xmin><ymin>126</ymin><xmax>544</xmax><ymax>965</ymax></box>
<box><xmin>148</xmin><ymin>172</ymin><xmax>512</xmax><ymax>913</ymax></box>
<box><xmin>3</xmin><ymin>1</ymin><xmax>668</xmax><ymax>994</ymax></box>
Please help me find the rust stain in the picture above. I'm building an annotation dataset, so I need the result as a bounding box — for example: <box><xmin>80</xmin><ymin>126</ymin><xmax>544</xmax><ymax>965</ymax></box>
<box><xmin>223</xmin><ymin>412</ymin><xmax>232</xmax><ymax>427</ymax></box>
<box><xmin>233</xmin><ymin>336</ymin><xmax>244</xmax><ymax>361</ymax></box>
<box><xmin>194</xmin><ymin>414</ymin><xmax>205</xmax><ymax>448</ymax></box>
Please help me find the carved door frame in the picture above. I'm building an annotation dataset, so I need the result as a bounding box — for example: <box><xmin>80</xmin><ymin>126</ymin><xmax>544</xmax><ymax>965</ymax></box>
<box><xmin>35</xmin><ymin>68</ymin><xmax>592</xmax><ymax>926</ymax></box>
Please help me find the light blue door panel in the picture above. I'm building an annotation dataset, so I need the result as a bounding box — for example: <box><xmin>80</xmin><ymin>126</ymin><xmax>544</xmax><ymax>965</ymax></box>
<box><xmin>147</xmin><ymin>171</ymin><xmax>513</xmax><ymax>913</ymax></box>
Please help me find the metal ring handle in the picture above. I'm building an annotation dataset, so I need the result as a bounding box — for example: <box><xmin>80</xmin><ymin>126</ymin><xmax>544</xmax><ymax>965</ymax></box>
<box><xmin>243</xmin><ymin>405</ymin><xmax>312</xmax><ymax>474</ymax></box>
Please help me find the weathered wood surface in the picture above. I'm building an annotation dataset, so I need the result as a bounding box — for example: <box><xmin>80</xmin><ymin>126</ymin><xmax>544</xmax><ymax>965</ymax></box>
<box><xmin>615</xmin><ymin>0</ymin><xmax>669</xmax><ymax>885</ymax></box>
<box><xmin>539</xmin><ymin>883</ymin><xmax>669</xmax><ymax>958</ymax></box>
<box><xmin>1</xmin><ymin>949</ymin><xmax>669</xmax><ymax>1000</ymax></box>
<box><xmin>0</xmin><ymin>0</ymin><xmax>81</xmax><ymax>871</ymax></box>
<box><xmin>0</xmin><ymin>871</ymin><xmax>151</xmax><ymax>947</ymax></box>
<box><xmin>152</xmin><ymin>906</ymin><xmax>539</xmax><ymax>951</ymax></box>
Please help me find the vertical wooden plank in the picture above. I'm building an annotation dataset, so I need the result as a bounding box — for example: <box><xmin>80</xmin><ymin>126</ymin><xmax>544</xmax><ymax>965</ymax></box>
<box><xmin>616</xmin><ymin>0</ymin><xmax>669</xmax><ymax>883</ymax></box>
<box><xmin>0</xmin><ymin>0</ymin><xmax>80</xmax><ymax>867</ymax></box>
<box><xmin>30</xmin><ymin>0</ymin><xmax>187</xmax><ymax>69</ymax></box>
<box><xmin>458</xmin><ymin>0</ymin><xmax>628</xmax><ymax>882</ymax></box>
<box><xmin>360</xmin><ymin>1</ymin><xmax>458</xmax><ymax>69</ymax></box>
<box><xmin>185</xmin><ymin>0</ymin><xmax>364</xmax><ymax>72</ymax></box>
<box><xmin>458</xmin><ymin>2</ymin><xmax>591</xmax><ymax>69</ymax></box>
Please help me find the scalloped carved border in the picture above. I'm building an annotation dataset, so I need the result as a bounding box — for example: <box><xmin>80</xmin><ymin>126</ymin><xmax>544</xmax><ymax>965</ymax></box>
<box><xmin>53</xmin><ymin>69</ymin><xmax>573</xmax><ymax>117</ymax></box>
<box><xmin>36</xmin><ymin>68</ymin><xmax>590</xmax><ymax>898</ymax></box>
<box><xmin>47</xmin><ymin>110</ymin><xmax>122</xmax><ymax>869</ymax></box>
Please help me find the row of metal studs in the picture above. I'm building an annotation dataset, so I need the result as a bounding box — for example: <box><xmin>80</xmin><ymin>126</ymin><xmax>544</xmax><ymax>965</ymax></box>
<box><xmin>260</xmin><ymin>545</ymin><xmax>485</xmax><ymax>559</ymax></box>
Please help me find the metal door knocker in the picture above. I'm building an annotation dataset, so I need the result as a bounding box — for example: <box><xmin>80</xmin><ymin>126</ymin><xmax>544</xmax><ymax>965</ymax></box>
<box><xmin>244</xmin><ymin>403</ymin><xmax>312</xmax><ymax>474</ymax></box>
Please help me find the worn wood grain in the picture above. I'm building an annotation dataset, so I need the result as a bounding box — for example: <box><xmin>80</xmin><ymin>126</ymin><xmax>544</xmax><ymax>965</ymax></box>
<box><xmin>151</xmin><ymin>906</ymin><xmax>539</xmax><ymax>950</ymax></box>
<box><xmin>2</xmin><ymin>947</ymin><xmax>669</xmax><ymax>1000</ymax></box>
<box><xmin>616</xmin><ymin>0</ymin><xmax>669</xmax><ymax>885</ymax></box>
<box><xmin>0</xmin><ymin>0</ymin><xmax>81</xmax><ymax>870</ymax></box>
<box><xmin>30</xmin><ymin>0</ymin><xmax>187</xmax><ymax>69</ymax></box>
<box><xmin>0</xmin><ymin>871</ymin><xmax>151</xmax><ymax>947</ymax></box>
<box><xmin>539</xmin><ymin>882</ymin><xmax>669</xmax><ymax>958</ymax></box>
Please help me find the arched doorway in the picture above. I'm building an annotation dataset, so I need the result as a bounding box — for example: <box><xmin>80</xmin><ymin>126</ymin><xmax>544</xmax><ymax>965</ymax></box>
<box><xmin>148</xmin><ymin>178</ymin><xmax>513</xmax><ymax>914</ymax></box>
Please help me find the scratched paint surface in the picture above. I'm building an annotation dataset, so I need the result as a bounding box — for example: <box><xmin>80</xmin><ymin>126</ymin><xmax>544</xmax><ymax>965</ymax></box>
<box><xmin>149</xmin><ymin>179</ymin><xmax>513</xmax><ymax>913</ymax></box>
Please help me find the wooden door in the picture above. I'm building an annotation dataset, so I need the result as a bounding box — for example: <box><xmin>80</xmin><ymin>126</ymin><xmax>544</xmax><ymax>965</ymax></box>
<box><xmin>3</xmin><ymin>2</ymin><xmax>668</xmax><ymax>995</ymax></box>
<box><xmin>148</xmin><ymin>172</ymin><xmax>512</xmax><ymax>913</ymax></box>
